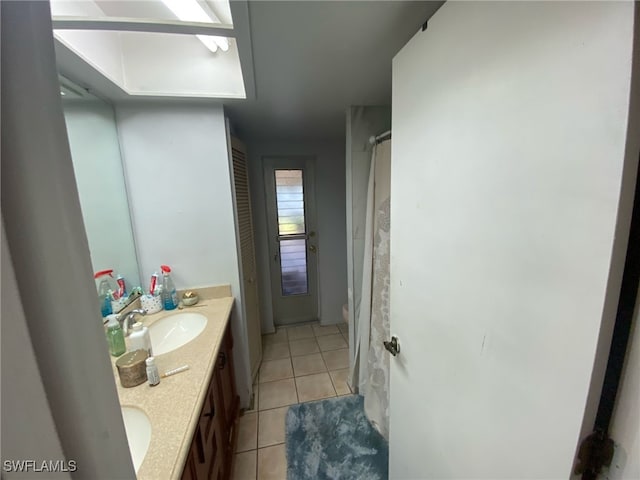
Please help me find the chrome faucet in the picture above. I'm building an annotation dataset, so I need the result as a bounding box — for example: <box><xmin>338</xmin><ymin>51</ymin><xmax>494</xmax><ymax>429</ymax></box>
<box><xmin>119</xmin><ymin>308</ymin><xmax>147</xmax><ymax>336</ymax></box>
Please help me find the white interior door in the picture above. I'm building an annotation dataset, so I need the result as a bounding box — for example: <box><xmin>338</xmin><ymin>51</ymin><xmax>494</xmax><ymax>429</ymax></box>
<box><xmin>264</xmin><ymin>157</ymin><xmax>319</xmax><ymax>325</ymax></box>
<box><xmin>389</xmin><ymin>2</ymin><xmax>635</xmax><ymax>479</ymax></box>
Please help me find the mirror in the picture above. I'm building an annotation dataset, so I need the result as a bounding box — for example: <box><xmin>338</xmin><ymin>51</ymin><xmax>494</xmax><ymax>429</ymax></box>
<box><xmin>62</xmin><ymin>91</ymin><xmax>142</xmax><ymax>312</ymax></box>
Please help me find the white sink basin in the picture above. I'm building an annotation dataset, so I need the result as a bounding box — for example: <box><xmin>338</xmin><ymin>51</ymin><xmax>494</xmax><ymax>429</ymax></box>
<box><xmin>148</xmin><ymin>312</ymin><xmax>207</xmax><ymax>355</ymax></box>
<box><xmin>121</xmin><ymin>406</ymin><xmax>151</xmax><ymax>473</ymax></box>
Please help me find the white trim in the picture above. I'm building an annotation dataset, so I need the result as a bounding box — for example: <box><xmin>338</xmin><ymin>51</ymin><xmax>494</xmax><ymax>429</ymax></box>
<box><xmin>52</xmin><ymin>17</ymin><xmax>235</xmax><ymax>37</ymax></box>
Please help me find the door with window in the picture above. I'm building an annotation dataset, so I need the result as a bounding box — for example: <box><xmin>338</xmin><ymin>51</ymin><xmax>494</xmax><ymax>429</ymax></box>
<box><xmin>264</xmin><ymin>157</ymin><xmax>318</xmax><ymax>325</ymax></box>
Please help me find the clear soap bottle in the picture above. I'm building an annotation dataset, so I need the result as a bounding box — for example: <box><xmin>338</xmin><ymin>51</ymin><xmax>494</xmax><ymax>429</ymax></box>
<box><xmin>105</xmin><ymin>314</ymin><xmax>126</xmax><ymax>357</ymax></box>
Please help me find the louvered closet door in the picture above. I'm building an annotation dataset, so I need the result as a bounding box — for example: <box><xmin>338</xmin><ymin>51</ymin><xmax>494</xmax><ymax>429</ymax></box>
<box><xmin>231</xmin><ymin>137</ymin><xmax>262</xmax><ymax>380</ymax></box>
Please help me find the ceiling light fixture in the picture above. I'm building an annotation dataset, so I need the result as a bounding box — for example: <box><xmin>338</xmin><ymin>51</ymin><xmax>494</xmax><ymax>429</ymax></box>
<box><xmin>160</xmin><ymin>0</ymin><xmax>230</xmax><ymax>53</ymax></box>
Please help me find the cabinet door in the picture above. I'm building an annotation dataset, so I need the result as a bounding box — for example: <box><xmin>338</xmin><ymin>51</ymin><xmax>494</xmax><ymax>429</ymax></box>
<box><xmin>181</xmin><ymin>437</ymin><xmax>198</xmax><ymax>480</ymax></box>
<box><xmin>215</xmin><ymin>325</ymin><xmax>239</xmax><ymax>478</ymax></box>
<box><xmin>217</xmin><ymin>325</ymin><xmax>239</xmax><ymax>444</ymax></box>
<box><xmin>181</xmin><ymin>324</ymin><xmax>240</xmax><ymax>480</ymax></box>
<box><xmin>193</xmin><ymin>424</ymin><xmax>210</xmax><ymax>480</ymax></box>
<box><xmin>199</xmin><ymin>384</ymin><xmax>216</xmax><ymax>455</ymax></box>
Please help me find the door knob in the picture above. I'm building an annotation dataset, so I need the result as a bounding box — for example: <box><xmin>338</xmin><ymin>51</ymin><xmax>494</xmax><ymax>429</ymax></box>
<box><xmin>384</xmin><ymin>336</ymin><xmax>400</xmax><ymax>356</ymax></box>
<box><xmin>309</xmin><ymin>245</ymin><xmax>317</xmax><ymax>253</ymax></box>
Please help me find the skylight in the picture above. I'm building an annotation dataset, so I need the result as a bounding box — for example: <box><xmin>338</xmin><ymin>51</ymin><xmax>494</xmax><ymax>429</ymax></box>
<box><xmin>50</xmin><ymin>0</ymin><xmax>233</xmax><ymax>26</ymax></box>
<box><xmin>50</xmin><ymin>0</ymin><xmax>246</xmax><ymax>98</ymax></box>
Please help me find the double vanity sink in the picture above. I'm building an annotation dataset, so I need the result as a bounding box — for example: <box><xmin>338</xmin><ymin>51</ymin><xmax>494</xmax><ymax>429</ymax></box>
<box><xmin>120</xmin><ymin>312</ymin><xmax>208</xmax><ymax>472</ymax></box>
<box><xmin>112</xmin><ymin>287</ymin><xmax>235</xmax><ymax>478</ymax></box>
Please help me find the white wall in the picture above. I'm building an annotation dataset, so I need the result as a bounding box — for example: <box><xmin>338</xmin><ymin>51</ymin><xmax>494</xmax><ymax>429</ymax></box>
<box><xmin>247</xmin><ymin>140</ymin><xmax>348</xmax><ymax>333</ymax></box>
<box><xmin>115</xmin><ymin>103</ymin><xmax>237</xmax><ymax>289</ymax></box>
<box><xmin>115</xmin><ymin>103</ymin><xmax>251</xmax><ymax>406</ymax></box>
<box><xmin>63</xmin><ymin>100</ymin><xmax>141</xmax><ymax>288</ymax></box>
<box><xmin>606</xmin><ymin>287</ymin><xmax>640</xmax><ymax>480</ymax></box>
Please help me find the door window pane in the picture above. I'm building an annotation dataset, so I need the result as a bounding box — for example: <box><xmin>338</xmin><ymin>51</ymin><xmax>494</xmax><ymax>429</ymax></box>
<box><xmin>279</xmin><ymin>238</ymin><xmax>308</xmax><ymax>295</ymax></box>
<box><xmin>275</xmin><ymin>170</ymin><xmax>305</xmax><ymax>235</ymax></box>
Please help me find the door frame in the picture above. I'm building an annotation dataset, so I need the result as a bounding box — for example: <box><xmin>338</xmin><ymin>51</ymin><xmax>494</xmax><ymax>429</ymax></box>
<box><xmin>262</xmin><ymin>155</ymin><xmax>320</xmax><ymax>325</ymax></box>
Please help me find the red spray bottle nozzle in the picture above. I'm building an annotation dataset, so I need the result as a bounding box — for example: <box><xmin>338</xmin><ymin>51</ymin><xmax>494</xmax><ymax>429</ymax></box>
<box><xmin>160</xmin><ymin>265</ymin><xmax>171</xmax><ymax>273</ymax></box>
<box><xmin>94</xmin><ymin>269</ymin><xmax>114</xmax><ymax>279</ymax></box>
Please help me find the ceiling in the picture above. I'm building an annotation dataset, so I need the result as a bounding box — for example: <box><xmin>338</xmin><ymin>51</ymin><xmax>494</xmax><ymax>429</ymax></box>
<box><xmin>226</xmin><ymin>1</ymin><xmax>443</xmax><ymax>141</ymax></box>
<box><xmin>56</xmin><ymin>1</ymin><xmax>443</xmax><ymax>142</ymax></box>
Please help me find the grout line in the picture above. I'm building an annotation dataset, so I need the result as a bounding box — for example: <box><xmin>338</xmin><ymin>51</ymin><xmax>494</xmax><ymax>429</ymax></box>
<box><xmin>257</xmin><ymin>444</ymin><xmax>285</xmax><ymax>451</ymax></box>
<box><xmin>328</xmin><ymin>371</ymin><xmax>338</xmax><ymax>393</ymax></box>
<box><xmin>257</xmin><ymin>357</ymin><xmax>295</xmax><ymax>384</ymax></box>
<box><xmin>290</xmin><ymin>351</ymin><xmax>322</xmax><ymax>361</ymax></box>
<box><xmin>255</xmin><ymin>397</ymin><xmax>260</xmax><ymax>468</ymax></box>
<box><xmin>287</xmin><ymin>336</ymin><xmax>315</xmax><ymax>342</ymax></box>
<box><xmin>293</xmin><ymin>368</ymin><xmax>300</xmax><ymax>404</ymax></box>
<box><xmin>318</xmin><ymin>347</ymin><xmax>330</xmax><ymax>375</ymax></box>
<box><xmin>292</xmin><ymin>369</ymin><xmax>328</xmax><ymax>379</ymax></box>
<box><xmin>290</xmin><ymin>352</ymin><xmax>320</xmax><ymax>359</ymax></box>
<box><xmin>259</xmin><ymin>440</ymin><xmax>285</xmax><ymax>449</ymax></box>
<box><xmin>258</xmin><ymin>375</ymin><xmax>295</xmax><ymax>385</ymax></box>
<box><xmin>257</xmin><ymin>404</ymin><xmax>295</xmax><ymax>414</ymax></box>
<box><xmin>258</xmin><ymin>377</ymin><xmax>296</xmax><ymax>386</ymax></box>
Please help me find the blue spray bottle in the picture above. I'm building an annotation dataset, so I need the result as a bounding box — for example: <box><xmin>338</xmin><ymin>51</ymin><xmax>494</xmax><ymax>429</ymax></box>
<box><xmin>160</xmin><ymin>265</ymin><xmax>178</xmax><ymax>310</ymax></box>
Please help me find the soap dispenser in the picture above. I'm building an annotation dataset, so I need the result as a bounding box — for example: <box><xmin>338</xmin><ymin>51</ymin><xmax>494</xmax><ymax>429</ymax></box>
<box><xmin>128</xmin><ymin>322</ymin><xmax>153</xmax><ymax>356</ymax></box>
<box><xmin>105</xmin><ymin>314</ymin><xmax>126</xmax><ymax>357</ymax></box>
<box><xmin>160</xmin><ymin>265</ymin><xmax>178</xmax><ymax>311</ymax></box>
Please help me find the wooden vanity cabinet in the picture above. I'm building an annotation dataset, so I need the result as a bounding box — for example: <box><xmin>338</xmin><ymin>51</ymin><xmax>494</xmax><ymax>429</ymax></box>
<box><xmin>181</xmin><ymin>324</ymin><xmax>239</xmax><ymax>480</ymax></box>
<box><xmin>216</xmin><ymin>321</ymin><xmax>240</xmax><ymax>476</ymax></box>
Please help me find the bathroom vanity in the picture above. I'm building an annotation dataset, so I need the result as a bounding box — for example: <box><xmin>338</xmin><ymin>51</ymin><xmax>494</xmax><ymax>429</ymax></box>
<box><xmin>180</xmin><ymin>323</ymin><xmax>238</xmax><ymax>480</ymax></box>
<box><xmin>112</xmin><ymin>286</ymin><xmax>239</xmax><ymax>479</ymax></box>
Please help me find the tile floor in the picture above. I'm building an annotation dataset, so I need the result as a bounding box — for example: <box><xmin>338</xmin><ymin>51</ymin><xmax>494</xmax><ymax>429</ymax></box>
<box><xmin>231</xmin><ymin>321</ymin><xmax>350</xmax><ymax>480</ymax></box>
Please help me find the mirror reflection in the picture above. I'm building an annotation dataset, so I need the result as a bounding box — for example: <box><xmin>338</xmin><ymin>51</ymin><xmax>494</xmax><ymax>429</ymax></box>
<box><xmin>62</xmin><ymin>89</ymin><xmax>141</xmax><ymax>314</ymax></box>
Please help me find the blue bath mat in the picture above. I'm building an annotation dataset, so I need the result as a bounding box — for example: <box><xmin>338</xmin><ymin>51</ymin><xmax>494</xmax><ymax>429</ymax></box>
<box><xmin>285</xmin><ymin>395</ymin><xmax>388</xmax><ymax>480</ymax></box>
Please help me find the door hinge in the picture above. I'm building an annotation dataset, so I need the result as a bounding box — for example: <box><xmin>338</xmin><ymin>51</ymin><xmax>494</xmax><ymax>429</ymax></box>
<box><xmin>573</xmin><ymin>430</ymin><xmax>614</xmax><ymax>479</ymax></box>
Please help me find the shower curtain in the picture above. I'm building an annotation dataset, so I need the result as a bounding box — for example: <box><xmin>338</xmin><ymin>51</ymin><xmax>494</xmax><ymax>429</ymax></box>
<box><xmin>354</xmin><ymin>139</ymin><xmax>391</xmax><ymax>440</ymax></box>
